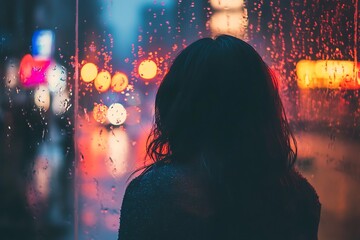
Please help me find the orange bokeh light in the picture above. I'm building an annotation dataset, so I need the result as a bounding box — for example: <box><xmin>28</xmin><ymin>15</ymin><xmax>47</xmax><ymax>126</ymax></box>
<box><xmin>94</xmin><ymin>71</ymin><xmax>111</xmax><ymax>92</ymax></box>
<box><xmin>111</xmin><ymin>72</ymin><xmax>129</xmax><ymax>92</ymax></box>
<box><xmin>210</xmin><ymin>0</ymin><xmax>244</xmax><ymax>10</ymax></box>
<box><xmin>81</xmin><ymin>63</ymin><xmax>98</xmax><ymax>82</ymax></box>
<box><xmin>296</xmin><ymin>60</ymin><xmax>360</xmax><ymax>89</ymax></box>
<box><xmin>138</xmin><ymin>60</ymin><xmax>157</xmax><ymax>80</ymax></box>
<box><xmin>93</xmin><ymin>103</ymin><xmax>108</xmax><ymax>124</ymax></box>
<box><xmin>210</xmin><ymin>10</ymin><xmax>248</xmax><ymax>39</ymax></box>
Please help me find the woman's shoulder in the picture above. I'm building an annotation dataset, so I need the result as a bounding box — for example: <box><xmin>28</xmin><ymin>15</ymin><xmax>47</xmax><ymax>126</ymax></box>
<box><xmin>125</xmin><ymin>161</ymin><xmax>195</xmax><ymax>197</ymax></box>
<box><xmin>279</xmin><ymin>169</ymin><xmax>321</xmax><ymax>215</ymax></box>
<box><xmin>129</xmin><ymin>161</ymin><xmax>183</xmax><ymax>185</ymax></box>
<box><xmin>287</xmin><ymin>170</ymin><xmax>320</xmax><ymax>199</ymax></box>
<box><xmin>120</xmin><ymin>162</ymin><xmax>180</xmax><ymax>222</ymax></box>
<box><xmin>126</xmin><ymin>160</ymin><xmax>214</xmax><ymax>212</ymax></box>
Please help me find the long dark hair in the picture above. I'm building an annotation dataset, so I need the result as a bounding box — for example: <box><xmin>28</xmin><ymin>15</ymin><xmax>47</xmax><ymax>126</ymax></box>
<box><xmin>145</xmin><ymin>34</ymin><xmax>297</xmax><ymax>237</ymax></box>
<box><xmin>147</xmin><ymin>35</ymin><xmax>296</xmax><ymax>175</ymax></box>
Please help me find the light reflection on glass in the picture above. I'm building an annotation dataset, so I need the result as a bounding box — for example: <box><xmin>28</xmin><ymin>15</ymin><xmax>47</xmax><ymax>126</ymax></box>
<box><xmin>106</xmin><ymin>127</ymin><xmax>130</xmax><ymax>178</ymax></box>
<box><xmin>34</xmin><ymin>85</ymin><xmax>50</xmax><ymax>111</ymax></box>
<box><xmin>5</xmin><ymin>58</ymin><xmax>19</xmax><ymax>88</ymax></box>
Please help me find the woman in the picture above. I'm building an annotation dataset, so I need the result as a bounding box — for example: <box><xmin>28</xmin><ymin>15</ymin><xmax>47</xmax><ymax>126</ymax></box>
<box><xmin>118</xmin><ymin>35</ymin><xmax>321</xmax><ymax>240</ymax></box>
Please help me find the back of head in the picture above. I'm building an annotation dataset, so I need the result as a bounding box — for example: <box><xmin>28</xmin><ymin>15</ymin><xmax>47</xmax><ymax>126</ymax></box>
<box><xmin>146</xmin><ymin>34</ymin><xmax>298</xmax><ymax>237</ymax></box>
<box><xmin>148</xmin><ymin>34</ymin><xmax>296</xmax><ymax>177</ymax></box>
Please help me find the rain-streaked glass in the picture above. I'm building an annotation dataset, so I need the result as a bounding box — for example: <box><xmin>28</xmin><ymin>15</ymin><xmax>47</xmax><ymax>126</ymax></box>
<box><xmin>0</xmin><ymin>0</ymin><xmax>359</xmax><ymax>239</ymax></box>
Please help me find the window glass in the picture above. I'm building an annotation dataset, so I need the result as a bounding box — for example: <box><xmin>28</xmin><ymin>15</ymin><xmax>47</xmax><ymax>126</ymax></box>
<box><xmin>1</xmin><ymin>0</ymin><xmax>359</xmax><ymax>239</ymax></box>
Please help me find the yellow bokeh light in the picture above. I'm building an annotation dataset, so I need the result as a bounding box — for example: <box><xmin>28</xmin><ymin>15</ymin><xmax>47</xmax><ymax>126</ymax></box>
<box><xmin>111</xmin><ymin>72</ymin><xmax>129</xmax><ymax>92</ymax></box>
<box><xmin>81</xmin><ymin>63</ymin><xmax>98</xmax><ymax>82</ymax></box>
<box><xmin>93</xmin><ymin>103</ymin><xmax>108</xmax><ymax>124</ymax></box>
<box><xmin>296</xmin><ymin>60</ymin><xmax>316</xmax><ymax>89</ymax></box>
<box><xmin>314</xmin><ymin>60</ymin><xmax>355</xmax><ymax>88</ymax></box>
<box><xmin>296</xmin><ymin>60</ymin><xmax>359</xmax><ymax>89</ymax></box>
<box><xmin>94</xmin><ymin>71</ymin><xmax>111</xmax><ymax>92</ymax></box>
<box><xmin>210</xmin><ymin>0</ymin><xmax>244</xmax><ymax>10</ymax></box>
<box><xmin>138</xmin><ymin>60</ymin><xmax>157</xmax><ymax>80</ymax></box>
<box><xmin>210</xmin><ymin>10</ymin><xmax>248</xmax><ymax>39</ymax></box>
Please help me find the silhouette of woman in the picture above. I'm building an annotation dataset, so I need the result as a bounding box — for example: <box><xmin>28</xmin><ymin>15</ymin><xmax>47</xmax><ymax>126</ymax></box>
<box><xmin>118</xmin><ymin>35</ymin><xmax>321</xmax><ymax>240</ymax></box>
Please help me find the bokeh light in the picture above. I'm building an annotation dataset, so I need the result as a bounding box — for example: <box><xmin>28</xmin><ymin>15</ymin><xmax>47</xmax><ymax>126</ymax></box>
<box><xmin>94</xmin><ymin>71</ymin><xmax>112</xmax><ymax>92</ymax></box>
<box><xmin>296</xmin><ymin>60</ymin><xmax>359</xmax><ymax>89</ymax></box>
<box><xmin>32</xmin><ymin>156</ymin><xmax>51</xmax><ymax>200</ymax></box>
<box><xmin>46</xmin><ymin>63</ymin><xmax>67</xmax><ymax>93</ymax></box>
<box><xmin>138</xmin><ymin>60</ymin><xmax>157</xmax><ymax>80</ymax></box>
<box><xmin>34</xmin><ymin>85</ymin><xmax>50</xmax><ymax>111</ymax></box>
<box><xmin>5</xmin><ymin>59</ymin><xmax>19</xmax><ymax>88</ymax></box>
<box><xmin>111</xmin><ymin>72</ymin><xmax>129</xmax><ymax>92</ymax></box>
<box><xmin>81</xmin><ymin>206</ymin><xmax>97</xmax><ymax>227</ymax></box>
<box><xmin>52</xmin><ymin>90</ymin><xmax>70</xmax><ymax>115</ymax></box>
<box><xmin>19</xmin><ymin>54</ymin><xmax>50</xmax><ymax>87</ymax></box>
<box><xmin>107</xmin><ymin>103</ymin><xmax>127</xmax><ymax>125</ymax></box>
<box><xmin>81</xmin><ymin>63</ymin><xmax>98</xmax><ymax>83</ymax></box>
<box><xmin>106</xmin><ymin>128</ymin><xmax>130</xmax><ymax>178</ymax></box>
<box><xmin>314</xmin><ymin>60</ymin><xmax>355</xmax><ymax>88</ymax></box>
<box><xmin>32</xmin><ymin>30</ymin><xmax>55</xmax><ymax>60</ymax></box>
<box><xmin>92</xmin><ymin>103</ymin><xmax>109</xmax><ymax>124</ymax></box>
<box><xmin>78</xmin><ymin>124</ymin><xmax>109</xmax><ymax>178</ymax></box>
<box><xmin>19</xmin><ymin>54</ymin><xmax>33</xmax><ymax>83</ymax></box>
<box><xmin>296</xmin><ymin>60</ymin><xmax>316</xmax><ymax>89</ymax></box>
<box><xmin>210</xmin><ymin>11</ymin><xmax>248</xmax><ymax>39</ymax></box>
<box><xmin>210</xmin><ymin>0</ymin><xmax>244</xmax><ymax>10</ymax></box>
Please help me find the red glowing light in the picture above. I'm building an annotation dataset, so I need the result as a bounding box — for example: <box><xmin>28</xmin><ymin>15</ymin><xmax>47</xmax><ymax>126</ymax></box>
<box><xmin>19</xmin><ymin>54</ymin><xmax>51</xmax><ymax>87</ymax></box>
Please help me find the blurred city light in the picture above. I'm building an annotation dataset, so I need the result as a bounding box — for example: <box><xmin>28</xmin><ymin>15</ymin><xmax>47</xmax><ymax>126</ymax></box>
<box><xmin>111</xmin><ymin>72</ymin><xmax>129</xmax><ymax>92</ymax></box>
<box><xmin>81</xmin><ymin>63</ymin><xmax>98</xmax><ymax>83</ymax></box>
<box><xmin>296</xmin><ymin>60</ymin><xmax>316</xmax><ymax>89</ymax></box>
<box><xmin>106</xmin><ymin>128</ymin><xmax>130</xmax><ymax>178</ymax></box>
<box><xmin>4</xmin><ymin>59</ymin><xmax>19</xmax><ymax>88</ymax></box>
<box><xmin>52</xmin><ymin>90</ymin><xmax>70</xmax><ymax>115</ymax></box>
<box><xmin>210</xmin><ymin>0</ymin><xmax>244</xmax><ymax>10</ymax></box>
<box><xmin>34</xmin><ymin>85</ymin><xmax>50</xmax><ymax>111</ymax></box>
<box><xmin>79</xmin><ymin>125</ymin><xmax>110</xmax><ymax>178</ymax></box>
<box><xmin>94</xmin><ymin>71</ymin><xmax>112</xmax><ymax>92</ymax></box>
<box><xmin>107</xmin><ymin>103</ymin><xmax>127</xmax><ymax>125</ymax></box>
<box><xmin>46</xmin><ymin>63</ymin><xmax>67</xmax><ymax>93</ymax></box>
<box><xmin>92</xmin><ymin>103</ymin><xmax>109</xmax><ymax>124</ymax></box>
<box><xmin>138</xmin><ymin>59</ymin><xmax>157</xmax><ymax>80</ymax></box>
<box><xmin>31</xmin><ymin>156</ymin><xmax>52</xmax><ymax>200</ymax></box>
<box><xmin>32</xmin><ymin>30</ymin><xmax>55</xmax><ymax>60</ymax></box>
<box><xmin>81</xmin><ymin>207</ymin><xmax>97</xmax><ymax>227</ymax></box>
<box><xmin>210</xmin><ymin>11</ymin><xmax>248</xmax><ymax>39</ymax></box>
<box><xmin>19</xmin><ymin>54</ymin><xmax>50</xmax><ymax>87</ymax></box>
<box><xmin>296</xmin><ymin>60</ymin><xmax>360</xmax><ymax>89</ymax></box>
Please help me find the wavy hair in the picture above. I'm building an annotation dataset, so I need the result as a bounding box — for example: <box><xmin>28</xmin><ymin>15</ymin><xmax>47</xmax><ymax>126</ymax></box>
<box><xmin>146</xmin><ymin>35</ymin><xmax>297</xmax><ymax>180</ymax></box>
